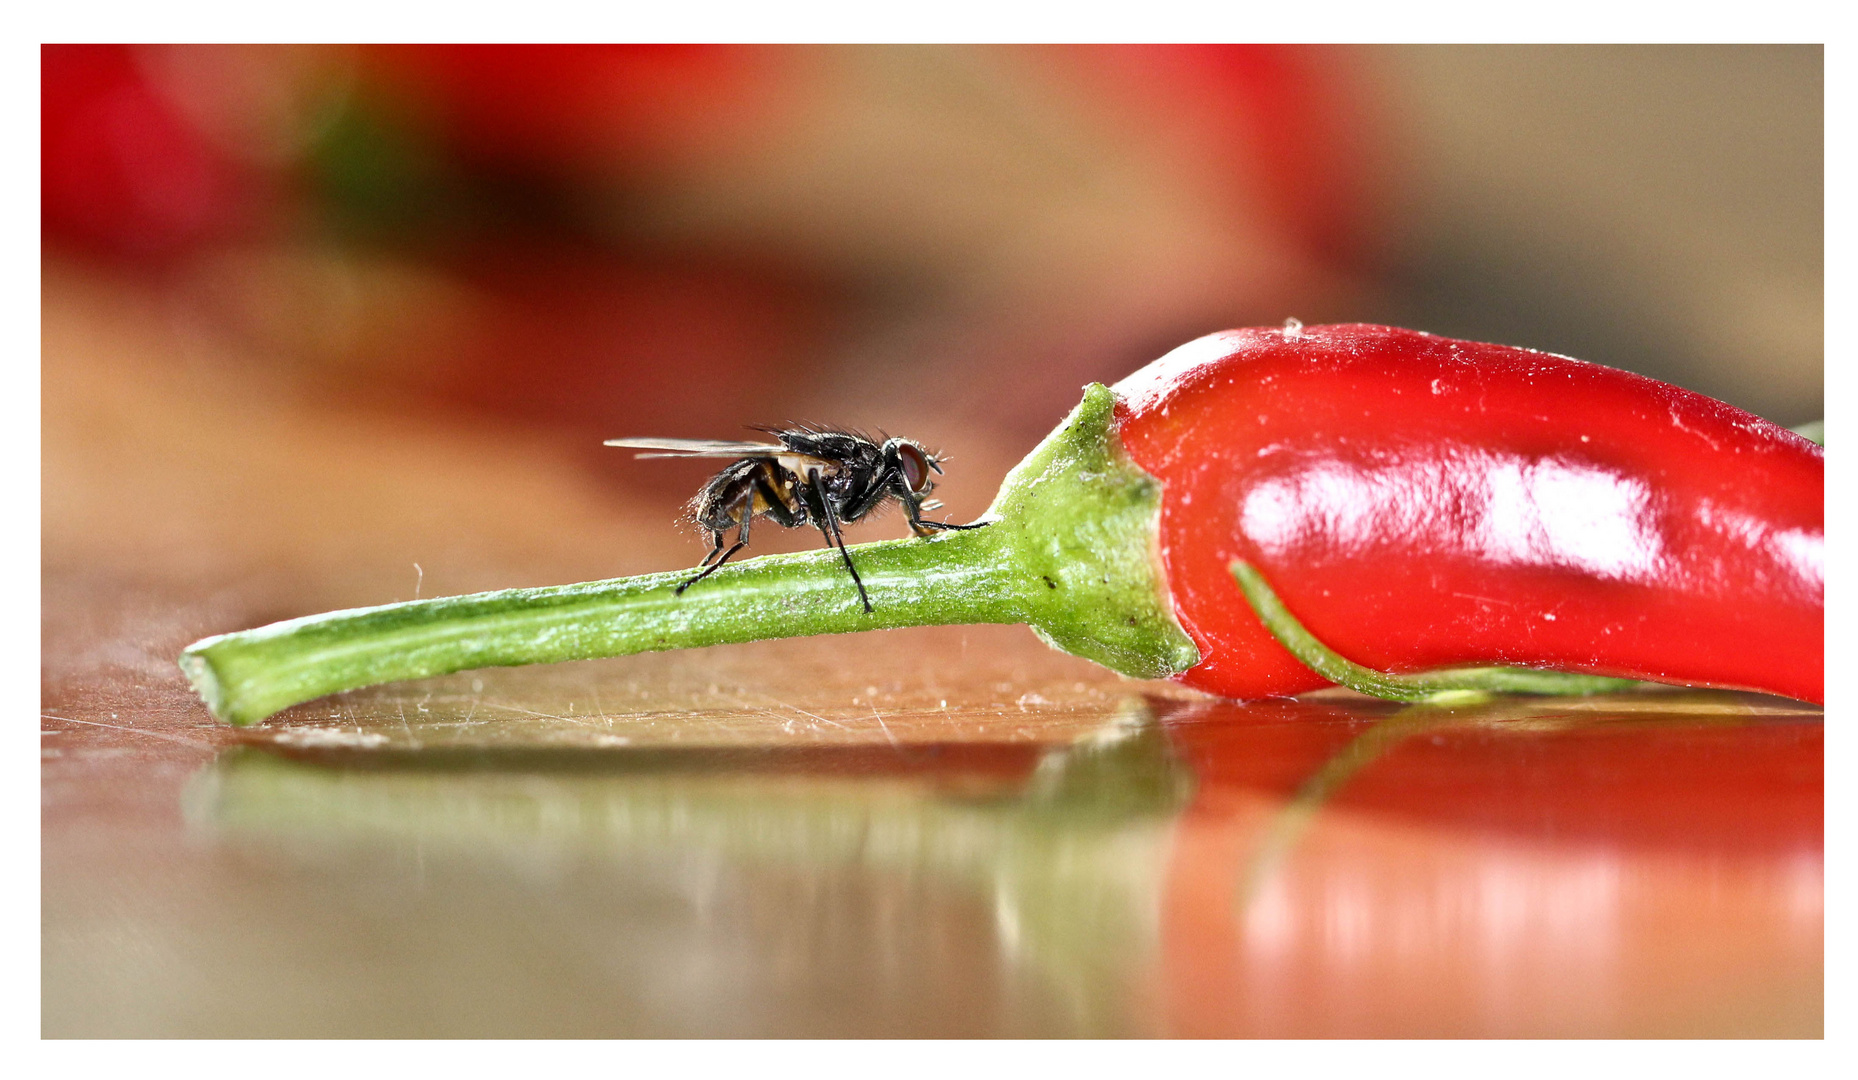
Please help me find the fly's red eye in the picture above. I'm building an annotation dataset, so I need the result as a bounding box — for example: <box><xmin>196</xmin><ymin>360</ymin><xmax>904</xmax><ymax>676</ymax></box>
<box><xmin>899</xmin><ymin>444</ymin><xmax>933</xmax><ymax>493</ymax></box>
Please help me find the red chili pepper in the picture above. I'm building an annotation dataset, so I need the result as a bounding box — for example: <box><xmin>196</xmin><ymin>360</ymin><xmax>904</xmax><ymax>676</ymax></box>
<box><xmin>180</xmin><ymin>324</ymin><xmax>1824</xmax><ymax>725</ymax></box>
<box><xmin>1116</xmin><ymin>324</ymin><xmax>1824</xmax><ymax>704</ymax></box>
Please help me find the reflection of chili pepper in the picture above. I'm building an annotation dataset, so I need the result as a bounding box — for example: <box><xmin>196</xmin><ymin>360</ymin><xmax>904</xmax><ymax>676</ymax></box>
<box><xmin>1151</xmin><ymin>694</ymin><xmax>1824</xmax><ymax>1036</ymax></box>
<box><xmin>182</xmin><ymin>324</ymin><xmax>1823</xmax><ymax>725</ymax></box>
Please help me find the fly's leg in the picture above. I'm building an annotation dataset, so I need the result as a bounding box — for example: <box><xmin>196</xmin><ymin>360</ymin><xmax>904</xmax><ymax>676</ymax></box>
<box><xmin>811</xmin><ymin>469</ymin><xmax>873</xmax><ymax>613</ymax></box>
<box><xmin>904</xmin><ymin>495</ymin><xmax>988</xmax><ymax>538</ymax></box>
<box><xmin>677</xmin><ymin>466</ymin><xmax>798</xmax><ymax>597</ymax></box>
<box><xmin>910</xmin><ymin>518</ymin><xmax>989</xmax><ymax>536</ymax></box>
<box><xmin>693</xmin><ymin>531</ymin><xmax>729</xmax><ymax>570</ymax></box>
<box><xmin>754</xmin><ymin>473</ymin><xmax>804</xmax><ymax>528</ymax></box>
<box><xmin>677</xmin><ymin>509</ymin><xmax>752</xmax><ymax>595</ymax></box>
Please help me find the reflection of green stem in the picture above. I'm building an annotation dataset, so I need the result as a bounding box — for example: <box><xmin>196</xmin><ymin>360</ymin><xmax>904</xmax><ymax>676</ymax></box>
<box><xmin>1230</xmin><ymin>561</ymin><xmax>1644</xmax><ymax>704</ymax></box>
<box><xmin>187</xmin><ymin>700</ymin><xmax>1196</xmax><ymax>1035</ymax></box>
<box><xmin>180</xmin><ymin>386</ymin><xmax>1198</xmax><ymax>726</ymax></box>
<box><xmin>1236</xmin><ymin>704</ymin><xmax>1451</xmax><ymax>905</ymax></box>
<box><xmin>1233</xmin><ymin>694</ymin><xmax>1689</xmax><ymax>910</ymax></box>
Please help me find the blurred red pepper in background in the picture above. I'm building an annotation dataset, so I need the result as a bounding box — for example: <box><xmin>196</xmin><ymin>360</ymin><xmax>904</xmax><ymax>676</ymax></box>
<box><xmin>42</xmin><ymin>44</ymin><xmax>257</xmax><ymax>259</ymax></box>
<box><xmin>41</xmin><ymin>44</ymin><xmax>1388</xmax><ymax>447</ymax></box>
<box><xmin>350</xmin><ymin>45</ymin><xmax>776</xmax><ymax>177</ymax></box>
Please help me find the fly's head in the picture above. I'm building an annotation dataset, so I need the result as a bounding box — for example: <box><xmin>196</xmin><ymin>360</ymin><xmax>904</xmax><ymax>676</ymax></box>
<box><xmin>884</xmin><ymin>438</ymin><xmax>943</xmax><ymax>503</ymax></box>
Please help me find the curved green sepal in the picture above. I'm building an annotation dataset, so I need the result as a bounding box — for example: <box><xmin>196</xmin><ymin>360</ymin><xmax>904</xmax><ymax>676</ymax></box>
<box><xmin>1790</xmin><ymin>419</ymin><xmax>1823</xmax><ymax>446</ymax></box>
<box><xmin>1229</xmin><ymin>560</ymin><xmax>1645</xmax><ymax>703</ymax></box>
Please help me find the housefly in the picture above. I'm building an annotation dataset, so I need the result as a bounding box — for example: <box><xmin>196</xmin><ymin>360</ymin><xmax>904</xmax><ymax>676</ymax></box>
<box><xmin>604</xmin><ymin>427</ymin><xmax>987</xmax><ymax>613</ymax></box>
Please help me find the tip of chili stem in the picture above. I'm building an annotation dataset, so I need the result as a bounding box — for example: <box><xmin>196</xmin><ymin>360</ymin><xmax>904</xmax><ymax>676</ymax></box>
<box><xmin>178</xmin><ymin>647</ymin><xmax>234</xmax><ymax>725</ymax></box>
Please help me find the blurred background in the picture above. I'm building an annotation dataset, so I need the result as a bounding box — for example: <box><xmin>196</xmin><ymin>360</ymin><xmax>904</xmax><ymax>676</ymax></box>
<box><xmin>42</xmin><ymin>45</ymin><xmax>1824</xmax><ymax>1037</ymax></box>
<box><xmin>43</xmin><ymin>44</ymin><xmax>1823</xmax><ymax>521</ymax></box>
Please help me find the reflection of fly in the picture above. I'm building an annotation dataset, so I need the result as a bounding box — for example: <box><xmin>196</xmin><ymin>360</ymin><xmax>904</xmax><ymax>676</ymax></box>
<box><xmin>604</xmin><ymin>428</ymin><xmax>986</xmax><ymax>613</ymax></box>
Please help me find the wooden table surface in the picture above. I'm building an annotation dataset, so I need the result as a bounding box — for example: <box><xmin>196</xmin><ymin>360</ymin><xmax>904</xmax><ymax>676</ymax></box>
<box><xmin>41</xmin><ymin>265</ymin><xmax>1822</xmax><ymax>1038</ymax></box>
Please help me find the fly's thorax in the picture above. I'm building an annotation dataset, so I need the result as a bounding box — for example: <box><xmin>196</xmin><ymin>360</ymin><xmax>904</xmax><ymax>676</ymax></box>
<box><xmin>779</xmin><ymin>430</ymin><xmax>877</xmax><ymax>472</ymax></box>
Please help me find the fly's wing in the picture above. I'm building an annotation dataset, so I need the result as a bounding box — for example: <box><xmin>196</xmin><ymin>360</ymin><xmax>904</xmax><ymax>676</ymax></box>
<box><xmin>603</xmin><ymin>437</ymin><xmax>839</xmax><ymax>475</ymax></box>
<box><xmin>602</xmin><ymin>437</ymin><xmax>787</xmax><ymax>460</ymax></box>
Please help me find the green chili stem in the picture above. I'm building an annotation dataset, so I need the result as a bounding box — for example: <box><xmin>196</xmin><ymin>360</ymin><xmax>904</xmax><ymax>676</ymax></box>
<box><xmin>185</xmin><ymin>530</ymin><xmax>1026</xmax><ymax>727</ymax></box>
<box><xmin>181</xmin><ymin>384</ymin><xmax>1200</xmax><ymax>726</ymax></box>
<box><xmin>1230</xmin><ymin>560</ymin><xmax>1645</xmax><ymax>703</ymax></box>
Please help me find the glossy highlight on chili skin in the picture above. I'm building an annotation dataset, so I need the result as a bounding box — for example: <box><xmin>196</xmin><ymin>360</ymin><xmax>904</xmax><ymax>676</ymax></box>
<box><xmin>1115</xmin><ymin>324</ymin><xmax>1824</xmax><ymax>704</ymax></box>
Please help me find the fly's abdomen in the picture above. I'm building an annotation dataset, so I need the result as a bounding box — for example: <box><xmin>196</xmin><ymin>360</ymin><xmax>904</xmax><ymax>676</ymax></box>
<box><xmin>692</xmin><ymin>459</ymin><xmax>805</xmax><ymax>531</ymax></box>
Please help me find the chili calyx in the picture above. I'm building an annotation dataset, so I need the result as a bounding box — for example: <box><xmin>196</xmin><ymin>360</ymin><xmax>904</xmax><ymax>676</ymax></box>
<box><xmin>179</xmin><ymin>323</ymin><xmax>1824</xmax><ymax>725</ymax></box>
